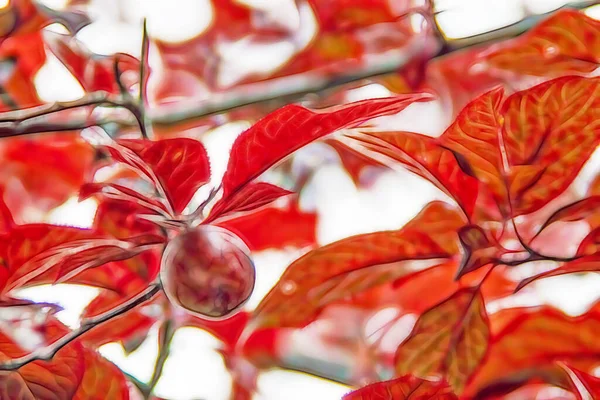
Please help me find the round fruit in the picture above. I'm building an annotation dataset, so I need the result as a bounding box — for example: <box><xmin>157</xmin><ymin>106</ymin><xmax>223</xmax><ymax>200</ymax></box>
<box><xmin>160</xmin><ymin>226</ymin><xmax>255</xmax><ymax>319</ymax></box>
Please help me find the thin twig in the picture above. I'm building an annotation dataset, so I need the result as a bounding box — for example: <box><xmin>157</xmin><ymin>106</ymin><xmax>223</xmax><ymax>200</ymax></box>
<box><xmin>0</xmin><ymin>91</ymin><xmax>147</xmax><ymax>138</ymax></box>
<box><xmin>138</xmin><ymin>18</ymin><xmax>152</xmax><ymax>139</ymax></box>
<box><xmin>113</xmin><ymin>56</ymin><xmax>131</xmax><ymax>99</ymax></box>
<box><xmin>143</xmin><ymin>319</ymin><xmax>176</xmax><ymax>399</ymax></box>
<box><xmin>0</xmin><ymin>282</ymin><xmax>161</xmax><ymax>371</ymax></box>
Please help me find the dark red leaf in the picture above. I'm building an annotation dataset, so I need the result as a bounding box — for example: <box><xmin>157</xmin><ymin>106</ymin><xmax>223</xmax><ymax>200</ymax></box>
<box><xmin>344</xmin><ymin>375</ymin><xmax>458</xmax><ymax>400</ymax></box>
<box><xmin>454</xmin><ymin>225</ymin><xmax>509</xmax><ymax>279</ymax></box>
<box><xmin>205</xmin><ymin>182</ymin><xmax>292</xmax><ymax>223</ymax></box>
<box><xmin>221</xmin><ymin>94</ymin><xmax>433</xmax><ymax>198</ymax></box>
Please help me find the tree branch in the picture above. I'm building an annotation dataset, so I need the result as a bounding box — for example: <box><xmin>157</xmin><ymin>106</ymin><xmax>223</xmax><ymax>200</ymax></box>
<box><xmin>0</xmin><ymin>2</ymin><xmax>593</xmax><ymax>138</ymax></box>
<box><xmin>0</xmin><ymin>91</ymin><xmax>147</xmax><ymax>138</ymax></box>
<box><xmin>0</xmin><ymin>282</ymin><xmax>162</xmax><ymax>371</ymax></box>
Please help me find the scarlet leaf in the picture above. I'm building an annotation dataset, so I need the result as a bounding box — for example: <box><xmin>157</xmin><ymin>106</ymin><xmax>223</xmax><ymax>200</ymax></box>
<box><xmin>110</xmin><ymin>138</ymin><xmax>211</xmax><ymax>214</ymax></box>
<box><xmin>215</xmin><ymin>201</ymin><xmax>317</xmax><ymax>251</ymax></box>
<box><xmin>351</xmin><ymin>130</ymin><xmax>478</xmax><ymax>217</ymax></box>
<box><xmin>395</xmin><ymin>288</ymin><xmax>490</xmax><ymax>393</ymax></box>
<box><xmin>253</xmin><ymin>201</ymin><xmax>465</xmax><ymax>328</ymax></box>
<box><xmin>486</xmin><ymin>10</ymin><xmax>600</xmax><ymax>77</ymax></box>
<box><xmin>73</xmin><ymin>348</ymin><xmax>129</xmax><ymax>400</ymax></box>
<box><xmin>465</xmin><ymin>303</ymin><xmax>600</xmax><ymax>397</ymax></box>
<box><xmin>221</xmin><ymin>94</ymin><xmax>433</xmax><ymax>198</ymax></box>
<box><xmin>344</xmin><ymin>375</ymin><xmax>458</xmax><ymax>400</ymax></box>
<box><xmin>205</xmin><ymin>182</ymin><xmax>292</xmax><ymax>223</ymax></box>
<box><xmin>516</xmin><ymin>254</ymin><xmax>600</xmax><ymax>292</ymax></box>
<box><xmin>439</xmin><ymin>76</ymin><xmax>600</xmax><ymax>218</ymax></box>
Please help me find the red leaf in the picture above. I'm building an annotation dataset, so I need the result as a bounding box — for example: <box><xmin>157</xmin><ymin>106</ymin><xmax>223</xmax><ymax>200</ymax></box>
<box><xmin>395</xmin><ymin>288</ymin><xmax>490</xmax><ymax>393</ymax></box>
<box><xmin>110</xmin><ymin>138</ymin><xmax>211</xmax><ymax>214</ymax></box>
<box><xmin>205</xmin><ymin>182</ymin><xmax>292</xmax><ymax>223</ymax></box>
<box><xmin>324</xmin><ymin>138</ymin><xmax>388</xmax><ymax>186</ymax></box>
<box><xmin>215</xmin><ymin>201</ymin><xmax>317</xmax><ymax>251</ymax></box>
<box><xmin>351</xmin><ymin>130</ymin><xmax>479</xmax><ymax>217</ymax></box>
<box><xmin>253</xmin><ymin>202</ymin><xmax>465</xmax><ymax>328</ymax></box>
<box><xmin>73</xmin><ymin>348</ymin><xmax>129</xmax><ymax>400</ymax></box>
<box><xmin>516</xmin><ymin>254</ymin><xmax>600</xmax><ymax>292</ymax></box>
<box><xmin>344</xmin><ymin>375</ymin><xmax>458</xmax><ymax>400</ymax></box>
<box><xmin>221</xmin><ymin>94</ymin><xmax>433</xmax><ymax>198</ymax></box>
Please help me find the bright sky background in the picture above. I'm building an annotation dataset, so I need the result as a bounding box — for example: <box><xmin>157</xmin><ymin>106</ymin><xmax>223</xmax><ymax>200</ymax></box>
<box><xmin>14</xmin><ymin>0</ymin><xmax>600</xmax><ymax>399</ymax></box>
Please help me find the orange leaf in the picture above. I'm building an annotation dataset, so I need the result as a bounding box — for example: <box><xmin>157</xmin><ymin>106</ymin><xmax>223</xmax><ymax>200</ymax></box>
<box><xmin>253</xmin><ymin>201</ymin><xmax>465</xmax><ymax>328</ymax></box>
<box><xmin>486</xmin><ymin>9</ymin><xmax>600</xmax><ymax>77</ymax></box>
<box><xmin>465</xmin><ymin>303</ymin><xmax>600</xmax><ymax>398</ymax></box>
<box><xmin>73</xmin><ymin>348</ymin><xmax>129</xmax><ymax>400</ymax></box>
<box><xmin>439</xmin><ymin>76</ymin><xmax>600</xmax><ymax>217</ymax></box>
<box><xmin>343</xmin><ymin>375</ymin><xmax>458</xmax><ymax>400</ymax></box>
<box><xmin>395</xmin><ymin>288</ymin><xmax>490</xmax><ymax>393</ymax></box>
<box><xmin>0</xmin><ymin>328</ymin><xmax>85</xmax><ymax>399</ymax></box>
<box><xmin>351</xmin><ymin>130</ymin><xmax>478</xmax><ymax>217</ymax></box>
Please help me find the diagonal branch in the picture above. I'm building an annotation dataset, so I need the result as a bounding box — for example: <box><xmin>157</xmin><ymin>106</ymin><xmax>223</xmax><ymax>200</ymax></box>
<box><xmin>0</xmin><ymin>282</ymin><xmax>162</xmax><ymax>371</ymax></box>
<box><xmin>0</xmin><ymin>91</ymin><xmax>147</xmax><ymax>138</ymax></box>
